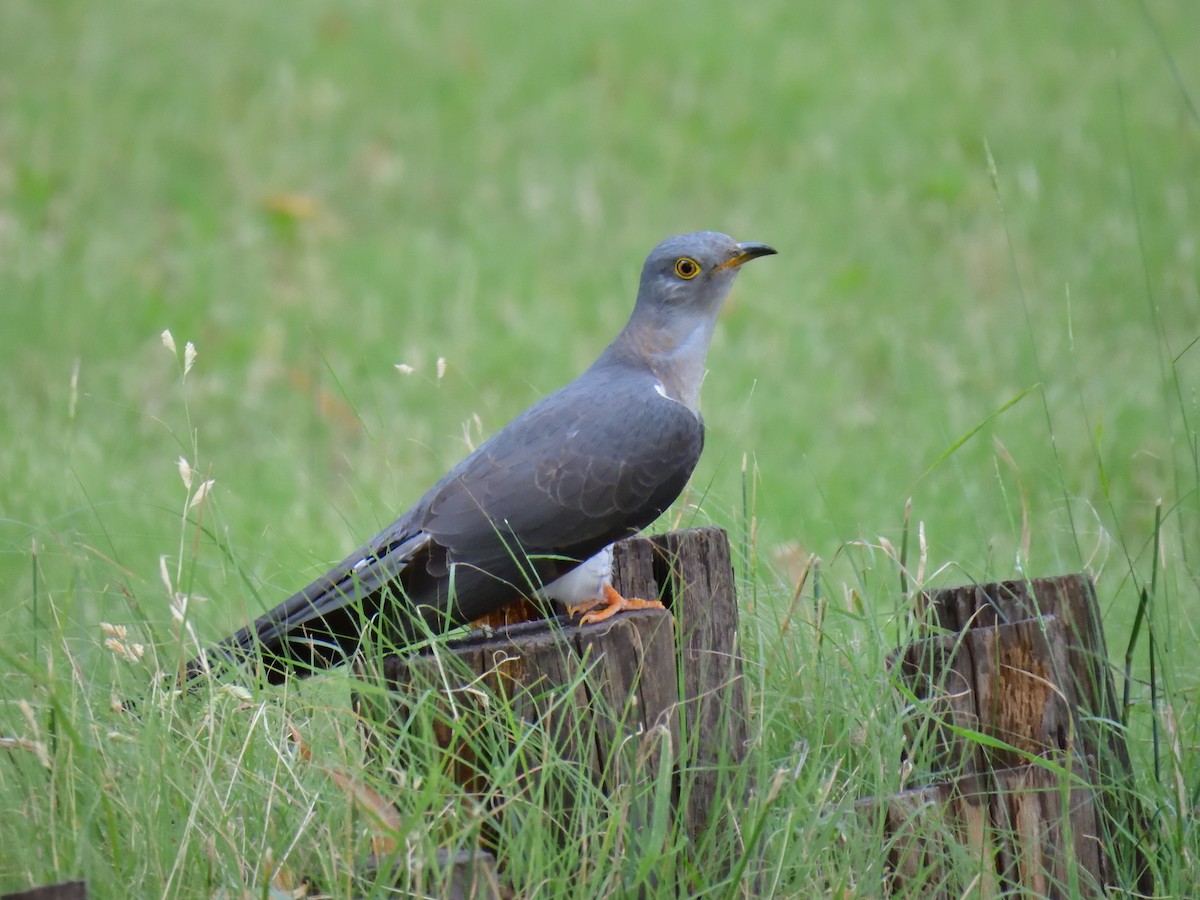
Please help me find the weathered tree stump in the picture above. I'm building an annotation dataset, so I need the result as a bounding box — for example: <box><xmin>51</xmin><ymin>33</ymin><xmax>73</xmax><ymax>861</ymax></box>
<box><xmin>0</xmin><ymin>884</ymin><xmax>88</xmax><ymax>900</ymax></box>
<box><xmin>354</xmin><ymin>526</ymin><xmax>749</xmax><ymax>880</ymax></box>
<box><xmin>872</xmin><ymin>575</ymin><xmax>1150</xmax><ymax>897</ymax></box>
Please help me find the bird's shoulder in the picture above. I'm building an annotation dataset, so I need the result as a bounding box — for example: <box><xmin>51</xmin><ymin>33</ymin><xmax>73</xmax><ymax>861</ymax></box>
<box><xmin>466</xmin><ymin>359</ymin><xmax>702</xmax><ymax>471</ymax></box>
<box><xmin>419</xmin><ymin>358</ymin><xmax>704</xmax><ymax>543</ymax></box>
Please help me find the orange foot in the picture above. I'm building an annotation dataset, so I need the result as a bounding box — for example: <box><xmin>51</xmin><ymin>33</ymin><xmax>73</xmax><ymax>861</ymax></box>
<box><xmin>569</xmin><ymin>583</ymin><xmax>666</xmax><ymax>626</ymax></box>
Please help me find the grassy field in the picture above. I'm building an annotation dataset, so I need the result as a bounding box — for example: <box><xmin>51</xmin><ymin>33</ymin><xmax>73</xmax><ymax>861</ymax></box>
<box><xmin>2</xmin><ymin>0</ymin><xmax>1198</xmax><ymax>895</ymax></box>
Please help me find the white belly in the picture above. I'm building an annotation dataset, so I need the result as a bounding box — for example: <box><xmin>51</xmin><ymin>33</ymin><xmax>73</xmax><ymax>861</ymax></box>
<box><xmin>536</xmin><ymin>543</ymin><xmax>615</xmax><ymax>607</ymax></box>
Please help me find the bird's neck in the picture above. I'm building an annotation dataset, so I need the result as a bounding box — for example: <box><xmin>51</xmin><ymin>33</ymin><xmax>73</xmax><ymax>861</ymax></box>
<box><xmin>607</xmin><ymin>317</ymin><xmax>715</xmax><ymax>412</ymax></box>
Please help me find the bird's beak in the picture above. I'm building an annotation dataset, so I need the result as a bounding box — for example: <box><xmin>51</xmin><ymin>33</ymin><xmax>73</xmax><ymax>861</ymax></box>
<box><xmin>714</xmin><ymin>241</ymin><xmax>778</xmax><ymax>271</ymax></box>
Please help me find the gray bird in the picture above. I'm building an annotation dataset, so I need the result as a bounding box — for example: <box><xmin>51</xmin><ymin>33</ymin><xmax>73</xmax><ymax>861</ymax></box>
<box><xmin>187</xmin><ymin>231</ymin><xmax>775</xmax><ymax>684</ymax></box>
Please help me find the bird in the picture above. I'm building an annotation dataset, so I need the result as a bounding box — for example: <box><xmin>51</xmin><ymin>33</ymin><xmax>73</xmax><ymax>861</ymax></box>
<box><xmin>186</xmin><ymin>231</ymin><xmax>776</xmax><ymax>685</ymax></box>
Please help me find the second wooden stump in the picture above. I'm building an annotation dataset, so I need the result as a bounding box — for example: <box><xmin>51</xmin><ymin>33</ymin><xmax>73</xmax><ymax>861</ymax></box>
<box><xmin>875</xmin><ymin>575</ymin><xmax>1151</xmax><ymax>897</ymax></box>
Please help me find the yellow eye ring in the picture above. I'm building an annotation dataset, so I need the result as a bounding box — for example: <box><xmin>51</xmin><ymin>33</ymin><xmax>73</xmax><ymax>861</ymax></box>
<box><xmin>674</xmin><ymin>257</ymin><xmax>701</xmax><ymax>280</ymax></box>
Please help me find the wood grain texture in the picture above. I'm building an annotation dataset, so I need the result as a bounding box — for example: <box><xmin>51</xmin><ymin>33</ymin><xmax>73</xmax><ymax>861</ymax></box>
<box><xmin>612</xmin><ymin>527</ymin><xmax>750</xmax><ymax>842</ymax></box>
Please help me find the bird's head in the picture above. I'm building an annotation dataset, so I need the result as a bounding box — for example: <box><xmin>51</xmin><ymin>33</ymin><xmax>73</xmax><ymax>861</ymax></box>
<box><xmin>605</xmin><ymin>231</ymin><xmax>775</xmax><ymax>408</ymax></box>
<box><xmin>629</xmin><ymin>231</ymin><xmax>776</xmax><ymax>345</ymax></box>
<box><xmin>635</xmin><ymin>231</ymin><xmax>776</xmax><ymax>319</ymax></box>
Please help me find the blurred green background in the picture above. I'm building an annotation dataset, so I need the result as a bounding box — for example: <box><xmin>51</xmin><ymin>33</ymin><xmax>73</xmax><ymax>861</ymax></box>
<box><xmin>2</xmin><ymin>0</ymin><xmax>1197</xmax><ymax>651</ymax></box>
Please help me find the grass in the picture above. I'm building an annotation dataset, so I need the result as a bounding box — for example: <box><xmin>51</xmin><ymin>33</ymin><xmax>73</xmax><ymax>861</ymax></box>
<box><xmin>1</xmin><ymin>0</ymin><xmax>1198</xmax><ymax>894</ymax></box>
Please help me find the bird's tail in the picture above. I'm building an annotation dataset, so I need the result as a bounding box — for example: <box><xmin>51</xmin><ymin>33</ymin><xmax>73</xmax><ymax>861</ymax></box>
<box><xmin>182</xmin><ymin>532</ymin><xmax>432</xmax><ymax>686</ymax></box>
<box><xmin>183</xmin><ymin>574</ymin><xmax>372</xmax><ymax>685</ymax></box>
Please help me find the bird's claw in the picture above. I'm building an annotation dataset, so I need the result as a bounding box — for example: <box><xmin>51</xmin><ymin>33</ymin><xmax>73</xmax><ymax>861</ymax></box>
<box><xmin>574</xmin><ymin>583</ymin><xmax>666</xmax><ymax>625</ymax></box>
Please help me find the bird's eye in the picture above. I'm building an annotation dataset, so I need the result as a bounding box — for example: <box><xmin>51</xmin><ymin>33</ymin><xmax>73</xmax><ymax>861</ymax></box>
<box><xmin>674</xmin><ymin>257</ymin><xmax>701</xmax><ymax>280</ymax></box>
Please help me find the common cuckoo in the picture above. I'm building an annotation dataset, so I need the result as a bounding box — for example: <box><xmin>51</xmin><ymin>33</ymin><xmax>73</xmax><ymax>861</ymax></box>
<box><xmin>187</xmin><ymin>231</ymin><xmax>775</xmax><ymax>684</ymax></box>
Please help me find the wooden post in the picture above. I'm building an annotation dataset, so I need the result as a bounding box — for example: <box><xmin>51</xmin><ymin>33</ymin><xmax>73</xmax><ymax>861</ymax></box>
<box><xmin>354</xmin><ymin>527</ymin><xmax>750</xmax><ymax>880</ymax></box>
<box><xmin>874</xmin><ymin>575</ymin><xmax>1151</xmax><ymax>897</ymax></box>
<box><xmin>0</xmin><ymin>884</ymin><xmax>89</xmax><ymax>900</ymax></box>
<box><xmin>619</xmin><ymin>527</ymin><xmax>750</xmax><ymax>843</ymax></box>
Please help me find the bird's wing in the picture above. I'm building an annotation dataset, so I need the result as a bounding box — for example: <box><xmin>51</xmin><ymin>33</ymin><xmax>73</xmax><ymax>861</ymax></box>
<box><xmin>421</xmin><ymin>361</ymin><xmax>704</xmax><ymax>574</ymax></box>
